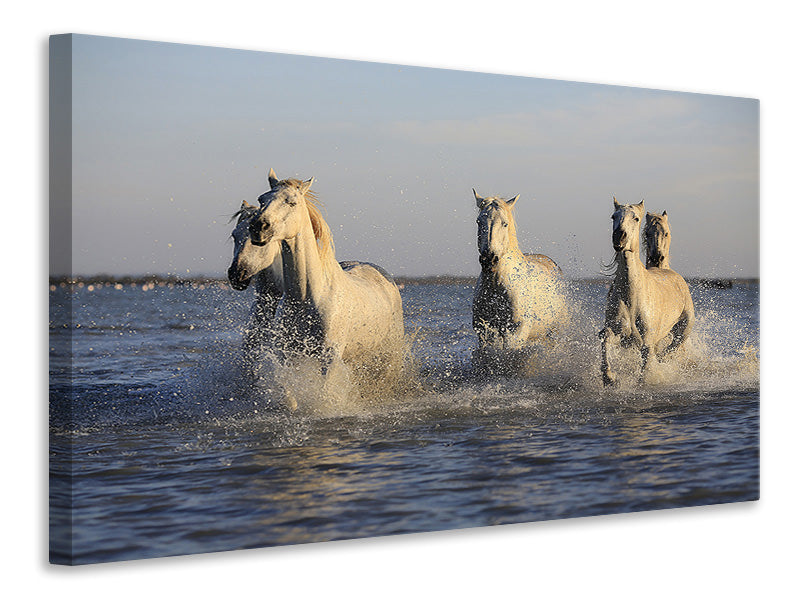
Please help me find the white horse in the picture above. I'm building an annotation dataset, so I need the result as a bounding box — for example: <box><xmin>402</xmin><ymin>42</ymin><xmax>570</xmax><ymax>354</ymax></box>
<box><xmin>227</xmin><ymin>200</ymin><xmax>284</xmax><ymax>368</ymax></box>
<box><xmin>248</xmin><ymin>169</ymin><xmax>404</xmax><ymax>404</ymax></box>
<box><xmin>472</xmin><ymin>190</ymin><xmax>568</xmax><ymax>360</ymax></box>
<box><xmin>644</xmin><ymin>210</ymin><xmax>671</xmax><ymax>269</ymax></box>
<box><xmin>599</xmin><ymin>198</ymin><xmax>694</xmax><ymax>386</ymax></box>
<box><xmin>227</xmin><ymin>198</ymin><xmax>367</xmax><ymax>371</ymax></box>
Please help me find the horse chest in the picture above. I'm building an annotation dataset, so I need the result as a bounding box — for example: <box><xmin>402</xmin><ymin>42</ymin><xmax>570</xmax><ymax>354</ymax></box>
<box><xmin>474</xmin><ymin>276</ymin><xmax>517</xmax><ymax>331</ymax></box>
<box><xmin>611</xmin><ymin>288</ymin><xmax>659</xmax><ymax>343</ymax></box>
<box><xmin>275</xmin><ymin>299</ymin><xmax>327</xmax><ymax>353</ymax></box>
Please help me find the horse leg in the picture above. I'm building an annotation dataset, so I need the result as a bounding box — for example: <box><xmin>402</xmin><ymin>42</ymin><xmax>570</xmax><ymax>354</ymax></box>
<box><xmin>639</xmin><ymin>342</ymin><xmax>652</xmax><ymax>383</ymax></box>
<box><xmin>284</xmin><ymin>390</ymin><xmax>298</xmax><ymax>412</ymax></box>
<box><xmin>506</xmin><ymin>321</ymin><xmax>531</xmax><ymax>350</ymax></box>
<box><xmin>654</xmin><ymin>332</ymin><xmax>674</xmax><ymax>360</ymax></box>
<box><xmin>599</xmin><ymin>326</ymin><xmax>619</xmax><ymax>386</ymax></box>
<box><xmin>661</xmin><ymin>307</ymin><xmax>694</xmax><ymax>358</ymax></box>
<box><xmin>319</xmin><ymin>346</ymin><xmax>352</xmax><ymax>403</ymax></box>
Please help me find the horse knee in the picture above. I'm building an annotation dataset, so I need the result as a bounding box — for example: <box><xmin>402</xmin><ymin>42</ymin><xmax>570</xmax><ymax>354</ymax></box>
<box><xmin>601</xmin><ymin>368</ymin><xmax>617</xmax><ymax>387</ymax></box>
<box><xmin>599</xmin><ymin>327</ymin><xmax>619</xmax><ymax>342</ymax></box>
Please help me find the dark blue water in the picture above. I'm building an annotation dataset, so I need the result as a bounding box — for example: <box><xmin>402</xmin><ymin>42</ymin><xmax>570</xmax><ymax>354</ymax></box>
<box><xmin>49</xmin><ymin>280</ymin><xmax>759</xmax><ymax>564</ymax></box>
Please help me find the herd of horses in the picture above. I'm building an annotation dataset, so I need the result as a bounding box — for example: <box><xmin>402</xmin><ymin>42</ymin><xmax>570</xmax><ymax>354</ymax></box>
<box><xmin>227</xmin><ymin>169</ymin><xmax>695</xmax><ymax>407</ymax></box>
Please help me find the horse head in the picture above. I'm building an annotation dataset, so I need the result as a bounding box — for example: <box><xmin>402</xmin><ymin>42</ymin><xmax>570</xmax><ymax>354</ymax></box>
<box><xmin>249</xmin><ymin>168</ymin><xmax>314</xmax><ymax>247</ymax></box>
<box><xmin>611</xmin><ymin>197</ymin><xmax>644</xmax><ymax>254</ymax></box>
<box><xmin>228</xmin><ymin>199</ymin><xmax>280</xmax><ymax>290</ymax></box>
<box><xmin>644</xmin><ymin>210</ymin><xmax>670</xmax><ymax>269</ymax></box>
<box><xmin>474</xmin><ymin>189</ymin><xmax>520</xmax><ymax>270</ymax></box>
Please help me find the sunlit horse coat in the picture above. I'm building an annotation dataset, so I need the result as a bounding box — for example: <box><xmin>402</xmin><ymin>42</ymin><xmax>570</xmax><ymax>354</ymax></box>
<box><xmin>471</xmin><ymin>190</ymin><xmax>568</xmax><ymax>353</ymax></box>
<box><xmin>599</xmin><ymin>199</ymin><xmax>694</xmax><ymax>386</ymax></box>
<box><xmin>248</xmin><ymin>169</ymin><xmax>404</xmax><ymax>403</ymax></box>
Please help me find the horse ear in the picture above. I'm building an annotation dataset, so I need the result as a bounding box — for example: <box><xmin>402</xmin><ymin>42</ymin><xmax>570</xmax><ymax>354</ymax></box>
<box><xmin>662</xmin><ymin>210</ymin><xmax>668</xmax><ymax>219</ymax></box>
<box><xmin>506</xmin><ymin>194</ymin><xmax>520</xmax><ymax>207</ymax></box>
<box><xmin>473</xmin><ymin>189</ymin><xmax>484</xmax><ymax>208</ymax></box>
<box><xmin>613</xmin><ymin>196</ymin><xmax>621</xmax><ymax>210</ymax></box>
<box><xmin>241</xmin><ymin>199</ymin><xmax>253</xmax><ymax>210</ymax></box>
<box><xmin>635</xmin><ymin>199</ymin><xmax>645</xmax><ymax>216</ymax></box>
<box><xmin>299</xmin><ymin>177</ymin><xmax>314</xmax><ymax>195</ymax></box>
<box><xmin>268</xmin><ymin>168</ymin><xmax>279</xmax><ymax>189</ymax></box>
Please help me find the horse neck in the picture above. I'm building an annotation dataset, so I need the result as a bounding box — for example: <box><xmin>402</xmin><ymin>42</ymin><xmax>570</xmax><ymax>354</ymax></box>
<box><xmin>613</xmin><ymin>240</ymin><xmax>646</xmax><ymax>289</ymax></box>
<box><xmin>248</xmin><ymin>243</ymin><xmax>282</xmax><ymax>296</ymax></box>
<box><xmin>500</xmin><ymin>225</ymin><xmax>525</xmax><ymax>262</ymax></box>
<box><xmin>280</xmin><ymin>212</ymin><xmax>339</xmax><ymax>302</ymax></box>
<box><xmin>253</xmin><ymin>269</ymin><xmax>281</xmax><ymax>297</ymax></box>
<box><xmin>484</xmin><ymin>227</ymin><xmax>528</xmax><ymax>281</ymax></box>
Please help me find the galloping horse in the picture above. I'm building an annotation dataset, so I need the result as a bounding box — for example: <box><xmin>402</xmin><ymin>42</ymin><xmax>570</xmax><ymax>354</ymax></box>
<box><xmin>472</xmin><ymin>189</ymin><xmax>567</xmax><ymax>356</ymax></box>
<box><xmin>227</xmin><ymin>200</ymin><xmax>284</xmax><ymax>367</ymax></box>
<box><xmin>248</xmin><ymin>169</ymin><xmax>404</xmax><ymax>402</ymax></box>
<box><xmin>644</xmin><ymin>210</ymin><xmax>671</xmax><ymax>269</ymax></box>
<box><xmin>599</xmin><ymin>198</ymin><xmax>694</xmax><ymax>386</ymax></box>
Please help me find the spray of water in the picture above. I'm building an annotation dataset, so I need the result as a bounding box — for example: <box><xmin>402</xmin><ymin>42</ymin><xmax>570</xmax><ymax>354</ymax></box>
<box><xmin>170</xmin><ymin>280</ymin><xmax>757</xmax><ymax>428</ymax></box>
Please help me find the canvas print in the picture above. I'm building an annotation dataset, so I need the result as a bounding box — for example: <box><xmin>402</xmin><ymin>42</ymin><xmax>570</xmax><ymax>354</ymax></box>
<box><xmin>49</xmin><ymin>34</ymin><xmax>759</xmax><ymax>565</ymax></box>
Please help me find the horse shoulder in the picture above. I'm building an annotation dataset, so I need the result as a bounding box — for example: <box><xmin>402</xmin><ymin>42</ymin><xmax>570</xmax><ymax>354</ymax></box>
<box><xmin>340</xmin><ymin>262</ymin><xmax>390</xmax><ymax>286</ymax></box>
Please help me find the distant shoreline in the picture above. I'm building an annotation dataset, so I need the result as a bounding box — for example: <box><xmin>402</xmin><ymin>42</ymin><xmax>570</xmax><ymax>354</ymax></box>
<box><xmin>49</xmin><ymin>274</ymin><xmax>758</xmax><ymax>289</ymax></box>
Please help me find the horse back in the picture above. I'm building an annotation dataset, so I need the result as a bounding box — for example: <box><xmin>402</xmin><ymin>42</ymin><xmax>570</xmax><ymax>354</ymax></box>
<box><xmin>644</xmin><ymin>267</ymin><xmax>695</xmax><ymax>324</ymax></box>
<box><xmin>340</xmin><ymin>260</ymin><xmax>396</xmax><ymax>285</ymax></box>
<box><xmin>338</xmin><ymin>261</ymin><xmax>403</xmax><ymax>312</ymax></box>
<box><xmin>647</xmin><ymin>267</ymin><xmax>691</xmax><ymax>294</ymax></box>
<box><xmin>524</xmin><ymin>253</ymin><xmax>562</xmax><ymax>276</ymax></box>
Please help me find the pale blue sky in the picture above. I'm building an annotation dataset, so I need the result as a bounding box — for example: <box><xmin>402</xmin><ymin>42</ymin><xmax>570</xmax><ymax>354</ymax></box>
<box><xmin>66</xmin><ymin>34</ymin><xmax>758</xmax><ymax>277</ymax></box>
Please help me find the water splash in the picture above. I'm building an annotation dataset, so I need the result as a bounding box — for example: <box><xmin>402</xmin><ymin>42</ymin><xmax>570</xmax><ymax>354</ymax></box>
<box><xmin>51</xmin><ymin>280</ymin><xmax>758</xmax><ymax>436</ymax></box>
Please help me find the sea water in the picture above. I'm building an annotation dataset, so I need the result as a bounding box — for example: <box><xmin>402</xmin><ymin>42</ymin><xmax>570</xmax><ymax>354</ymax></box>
<box><xmin>49</xmin><ymin>279</ymin><xmax>759</xmax><ymax>564</ymax></box>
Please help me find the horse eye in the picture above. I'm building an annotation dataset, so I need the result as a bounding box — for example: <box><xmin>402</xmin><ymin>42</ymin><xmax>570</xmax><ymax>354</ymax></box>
<box><xmin>635</xmin><ymin>217</ymin><xmax>640</xmax><ymax>222</ymax></box>
<box><xmin>503</xmin><ymin>223</ymin><xmax>508</xmax><ymax>228</ymax></box>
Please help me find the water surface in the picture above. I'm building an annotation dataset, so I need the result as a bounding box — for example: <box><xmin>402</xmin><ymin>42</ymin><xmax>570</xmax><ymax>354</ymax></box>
<box><xmin>49</xmin><ymin>279</ymin><xmax>759</xmax><ymax>564</ymax></box>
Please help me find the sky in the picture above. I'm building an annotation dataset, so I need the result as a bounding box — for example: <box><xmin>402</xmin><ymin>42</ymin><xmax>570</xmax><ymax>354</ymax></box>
<box><xmin>62</xmin><ymin>34</ymin><xmax>759</xmax><ymax>278</ymax></box>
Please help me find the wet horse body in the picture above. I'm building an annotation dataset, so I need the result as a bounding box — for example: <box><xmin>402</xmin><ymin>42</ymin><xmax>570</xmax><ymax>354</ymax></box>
<box><xmin>248</xmin><ymin>169</ymin><xmax>404</xmax><ymax>403</ymax></box>
<box><xmin>600</xmin><ymin>199</ymin><xmax>694</xmax><ymax>386</ymax></box>
<box><xmin>471</xmin><ymin>190</ymin><xmax>567</xmax><ymax>354</ymax></box>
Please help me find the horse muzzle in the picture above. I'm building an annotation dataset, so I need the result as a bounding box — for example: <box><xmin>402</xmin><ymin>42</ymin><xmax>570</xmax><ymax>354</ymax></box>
<box><xmin>227</xmin><ymin>266</ymin><xmax>251</xmax><ymax>291</ymax></box>
<box><xmin>479</xmin><ymin>252</ymin><xmax>500</xmax><ymax>269</ymax></box>
<box><xmin>612</xmin><ymin>230</ymin><xmax>627</xmax><ymax>252</ymax></box>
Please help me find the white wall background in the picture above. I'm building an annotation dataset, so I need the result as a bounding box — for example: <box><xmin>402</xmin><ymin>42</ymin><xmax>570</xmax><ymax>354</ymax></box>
<box><xmin>3</xmin><ymin>2</ymin><xmax>795</xmax><ymax>598</ymax></box>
